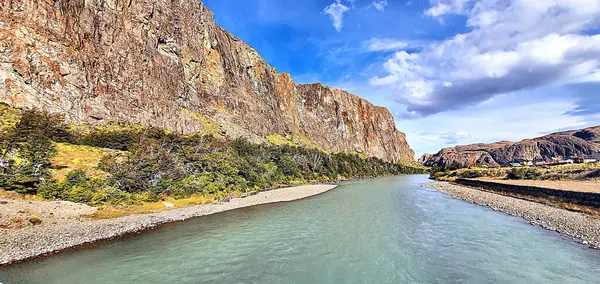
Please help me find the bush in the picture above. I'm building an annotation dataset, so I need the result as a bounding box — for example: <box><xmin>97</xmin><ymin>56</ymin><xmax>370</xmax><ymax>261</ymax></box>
<box><xmin>507</xmin><ymin>168</ymin><xmax>541</xmax><ymax>180</ymax></box>
<box><xmin>91</xmin><ymin>186</ymin><xmax>134</xmax><ymax>206</ymax></box>
<box><xmin>2</xmin><ymin>106</ymin><xmax>428</xmax><ymax>206</ymax></box>
<box><xmin>27</xmin><ymin>216</ymin><xmax>42</xmax><ymax>225</ymax></box>
<box><xmin>459</xmin><ymin>170</ymin><xmax>483</xmax><ymax>179</ymax></box>
<box><xmin>66</xmin><ymin>186</ymin><xmax>93</xmax><ymax>203</ymax></box>
<box><xmin>37</xmin><ymin>180</ymin><xmax>66</xmax><ymax>199</ymax></box>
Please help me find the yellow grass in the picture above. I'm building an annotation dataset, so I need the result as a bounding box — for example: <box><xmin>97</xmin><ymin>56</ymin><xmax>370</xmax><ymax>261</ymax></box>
<box><xmin>169</xmin><ymin>195</ymin><xmax>215</xmax><ymax>208</ymax></box>
<box><xmin>91</xmin><ymin>195</ymin><xmax>216</xmax><ymax>219</ymax></box>
<box><xmin>93</xmin><ymin>202</ymin><xmax>168</xmax><ymax>219</ymax></box>
<box><xmin>50</xmin><ymin>143</ymin><xmax>108</xmax><ymax>180</ymax></box>
<box><xmin>266</xmin><ymin>134</ymin><xmax>297</xmax><ymax>147</ymax></box>
<box><xmin>266</xmin><ymin>133</ymin><xmax>332</xmax><ymax>153</ymax></box>
<box><xmin>181</xmin><ymin>108</ymin><xmax>224</xmax><ymax>138</ymax></box>
<box><xmin>0</xmin><ymin>189</ymin><xmax>46</xmax><ymax>201</ymax></box>
<box><xmin>0</xmin><ymin>103</ymin><xmax>21</xmax><ymax>132</ymax></box>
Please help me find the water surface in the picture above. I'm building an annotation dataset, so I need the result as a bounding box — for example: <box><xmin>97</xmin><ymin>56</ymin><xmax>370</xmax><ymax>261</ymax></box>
<box><xmin>2</xmin><ymin>175</ymin><xmax>600</xmax><ymax>283</ymax></box>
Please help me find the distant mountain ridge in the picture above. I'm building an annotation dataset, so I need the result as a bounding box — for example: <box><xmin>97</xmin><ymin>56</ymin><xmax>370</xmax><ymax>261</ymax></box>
<box><xmin>419</xmin><ymin>126</ymin><xmax>600</xmax><ymax>168</ymax></box>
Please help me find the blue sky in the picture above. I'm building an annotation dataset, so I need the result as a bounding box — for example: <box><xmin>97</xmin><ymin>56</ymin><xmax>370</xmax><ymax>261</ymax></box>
<box><xmin>203</xmin><ymin>0</ymin><xmax>600</xmax><ymax>159</ymax></box>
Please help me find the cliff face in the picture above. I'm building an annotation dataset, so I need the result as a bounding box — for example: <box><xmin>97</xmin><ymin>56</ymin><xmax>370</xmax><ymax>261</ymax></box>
<box><xmin>0</xmin><ymin>0</ymin><xmax>414</xmax><ymax>163</ymax></box>
<box><xmin>420</xmin><ymin>126</ymin><xmax>600</xmax><ymax>168</ymax></box>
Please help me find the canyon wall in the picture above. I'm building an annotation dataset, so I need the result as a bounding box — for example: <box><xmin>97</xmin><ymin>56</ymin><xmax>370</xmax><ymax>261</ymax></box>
<box><xmin>0</xmin><ymin>0</ymin><xmax>414</xmax><ymax>163</ymax></box>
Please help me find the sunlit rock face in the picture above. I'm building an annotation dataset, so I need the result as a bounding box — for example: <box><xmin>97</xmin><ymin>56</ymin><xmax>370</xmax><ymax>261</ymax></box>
<box><xmin>0</xmin><ymin>0</ymin><xmax>414</xmax><ymax>163</ymax></box>
<box><xmin>420</xmin><ymin>126</ymin><xmax>600</xmax><ymax>168</ymax></box>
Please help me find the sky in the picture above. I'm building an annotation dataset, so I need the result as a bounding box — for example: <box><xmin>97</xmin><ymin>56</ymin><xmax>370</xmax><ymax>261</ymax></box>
<box><xmin>202</xmin><ymin>0</ymin><xmax>600</xmax><ymax>159</ymax></box>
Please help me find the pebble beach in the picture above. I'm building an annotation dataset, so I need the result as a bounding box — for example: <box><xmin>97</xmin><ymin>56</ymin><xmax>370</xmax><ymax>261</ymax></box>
<box><xmin>426</xmin><ymin>181</ymin><xmax>600</xmax><ymax>249</ymax></box>
<box><xmin>0</xmin><ymin>184</ymin><xmax>337</xmax><ymax>266</ymax></box>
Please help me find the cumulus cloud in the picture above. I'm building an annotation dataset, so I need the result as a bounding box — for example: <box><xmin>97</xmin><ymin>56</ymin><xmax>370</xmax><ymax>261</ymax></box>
<box><xmin>372</xmin><ymin>0</ymin><xmax>388</xmax><ymax>11</ymax></box>
<box><xmin>324</xmin><ymin>0</ymin><xmax>351</xmax><ymax>31</ymax></box>
<box><xmin>371</xmin><ymin>0</ymin><xmax>600</xmax><ymax>117</ymax></box>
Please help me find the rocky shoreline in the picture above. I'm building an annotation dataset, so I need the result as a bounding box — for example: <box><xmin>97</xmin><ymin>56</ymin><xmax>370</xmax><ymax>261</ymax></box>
<box><xmin>0</xmin><ymin>184</ymin><xmax>337</xmax><ymax>266</ymax></box>
<box><xmin>425</xmin><ymin>182</ymin><xmax>600</xmax><ymax>249</ymax></box>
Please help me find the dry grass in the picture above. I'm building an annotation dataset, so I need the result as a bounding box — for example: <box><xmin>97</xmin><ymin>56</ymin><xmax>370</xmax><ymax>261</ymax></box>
<box><xmin>474</xmin><ymin>187</ymin><xmax>600</xmax><ymax>217</ymax></box>
<box><xmin>181</xmin><ymin>108</ymin><xmax>224</xmax><ymax>138</ymax></box>
<box><xmin>479</xmin><ymin>179</ymin><xmax>600</xmax><ymax>193</ymax></box>
<box><xmin>169</xmin><ymin>195</ymin><xmax>215</xmax><ymax>208</ymax></box>
<box><xmin>266</xmin><ymin>134</ymin><xmax>297</xmax><ymax>147</ymax></box>
<box><xmin>0</xmin><ymin>103</ymin><xmax>21</xmax><ymax>132</ymax></box>
<box><xmin>91</xmin><ymin>195</ymin><xmax>215</xmax><ymax>219</ymax></box>
<box><xmin>50</xmin><ymin>142</ymin><xmax>109</xmax><ymax>180</ymax></box>
<box><xmin>93</xmin><ymin>202</ymin><xmax>168</xmax><ymax>219</ymax></box>
<box><xmin>0</xmin><ymin>189</ymin><xmax>46</xmax><ymax>201</ymax></box>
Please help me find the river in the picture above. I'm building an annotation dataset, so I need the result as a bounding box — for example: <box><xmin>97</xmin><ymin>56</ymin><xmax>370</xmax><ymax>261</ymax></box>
<box><xmin>2</xmin><ymin>175</ymin><xmax>600</xmax><ymax>283</ymax></box>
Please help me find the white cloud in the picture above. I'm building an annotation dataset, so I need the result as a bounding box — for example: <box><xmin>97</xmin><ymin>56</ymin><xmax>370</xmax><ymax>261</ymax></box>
<box><xmin>402</xmin><ymin>88</ymin><xmax>592</xmax><ymax>157</ymax></box>
<box><xmin>371</xmin><ymin>0</ymin><xmax>600</xmax><ymax>117</ymax></box>
<box><xmin>324</xmin><ymin>0</ymin><xmax>351</xmax><ymax>31</ymax></box>
<box><xmin>364</xmin><ymin>38</ymin><xmax>408</xmax><ymax>51</ymax></box>
<box><xmin>372</xmin><ymin>0</ymin><xmax>388</xmax><ymax>11</ymax></box>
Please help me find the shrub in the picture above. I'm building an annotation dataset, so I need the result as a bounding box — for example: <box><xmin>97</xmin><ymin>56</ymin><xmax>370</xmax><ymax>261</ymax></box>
<box><xmin>459</xmin><ymin>170</ymin><xmax>483</xmax><ymax>179</ymax></box>
<box><xmin>37</xmin><ymin>180</ymin><xmax>66</xmax><ymax>199</ymax></box>
<box><xmin>91</xmin><ymin>186</ymin><xmax>133</xmax><ymax>206</ymax></box>
<box><xmin>27</xmin><ymin>216</ymin><xmax>42</xmax><ymax>225</ymax></box>
<box><xmin>66</xmin><ymin>186</ymin><xmax>93</xmax><ymax>203</ymax></box>
<box><xmin>507</xmin><ymin>168</ymin><xmax>541</xmax><ymax>180</ymax></box>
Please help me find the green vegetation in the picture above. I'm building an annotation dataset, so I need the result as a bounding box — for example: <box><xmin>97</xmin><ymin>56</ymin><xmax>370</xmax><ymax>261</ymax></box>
<box><xmin>0</xmin><ymin>104</ymin><xmax>425</xmax><ymax>207</ymax></box>
<box><xmin>430</xmin><ymin>162</ymin><xmax>600</xmax><ymax>182</ymax></box>
<box><xmin>507</xmin><ymin>167</ymin><xmax>542</xmax><ymax>180</ymax></box>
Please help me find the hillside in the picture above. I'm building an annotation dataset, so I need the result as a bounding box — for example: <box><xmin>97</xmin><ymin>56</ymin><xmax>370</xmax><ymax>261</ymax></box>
<box><xmin>0</xmin><ymin>0</ymin><xmax>413</xmax><ymax>163</ymax></box>
<box><xmin>420</xmin><ymin>126</ymin><xmax>600</xmax><ymax>168</ymax></box>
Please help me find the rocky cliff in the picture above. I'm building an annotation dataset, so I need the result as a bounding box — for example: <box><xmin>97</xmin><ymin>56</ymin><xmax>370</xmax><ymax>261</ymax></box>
<box><xmin>0</xmin><ymin>0</ymin><xmax>414</xmax><ymax>163</ymax></box>
<box><xmin>420</xmin><ymin>126</ymin><xmax>600</xmax><ymax>168</ymax></box>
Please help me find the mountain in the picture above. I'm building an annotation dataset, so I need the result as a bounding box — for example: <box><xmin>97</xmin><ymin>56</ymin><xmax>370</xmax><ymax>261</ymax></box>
<box><xmin>419</xmin><ymin>126</ymin><xmax>600</xmax><ymax>168</ymax></box>
<box><xmin>0</xmin><ymin>0</ymin><xmax>414</xmax><ymax>163</ymax></box>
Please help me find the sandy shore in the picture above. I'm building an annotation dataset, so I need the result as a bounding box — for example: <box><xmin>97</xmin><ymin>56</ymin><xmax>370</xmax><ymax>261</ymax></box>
<box><xmin>0</xmin><ymin>184</ymin><xmax>337</xmax><ymax>266</ymax></box>
<box><xmin>426</xmin><ymin>181</ymin><xmax>600</xmax><ymax>249</ymax></box>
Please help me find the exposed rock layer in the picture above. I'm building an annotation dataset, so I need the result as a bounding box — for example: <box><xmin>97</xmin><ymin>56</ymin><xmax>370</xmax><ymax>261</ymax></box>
<box><xmin>0</xmin><ymin>0</ymin><xmax>414</xmax><ymax>163</ymax></box>
<box><xmin>420</xmin><ymin>126</ymin><xmax>600</xmax><ymax>167</ymax></box>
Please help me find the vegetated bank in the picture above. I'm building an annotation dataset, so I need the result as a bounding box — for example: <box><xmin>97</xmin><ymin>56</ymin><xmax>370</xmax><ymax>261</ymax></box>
<box><xmin>0</xmin><ymin>104</ymin><xmax>425</xmax><ymax>265</ymax></box>
<box><xmin>0</xmin><ymin>184</ymin><xmax>337</xmax><ymax>266</ymax></box>
<box><xmin>0</xmin><ymin>103</ymin><xmax>425</xmax><ymax>213</ymax></box>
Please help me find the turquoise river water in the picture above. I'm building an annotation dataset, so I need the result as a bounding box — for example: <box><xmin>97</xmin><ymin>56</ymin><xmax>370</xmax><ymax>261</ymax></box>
<box><xmin>1</xmin><ymin>175</ymin><xmax>600</xmax><ymax>283</ymax></box>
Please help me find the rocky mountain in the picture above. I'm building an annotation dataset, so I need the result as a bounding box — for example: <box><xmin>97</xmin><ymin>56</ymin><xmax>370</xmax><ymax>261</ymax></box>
<box><xmin>417</xmin><ymin>153</ymin><xmax>433</xmax><ymax>164</ymax></box>
<box><xmin>0</xmin><ymin>0</ymin><xmax>414</xmax><ymax>163</ymax></box>
<box><xmin>420</xmin><ymin>126</ymin><xmax>600</xmax><ymax>168</ymax></box>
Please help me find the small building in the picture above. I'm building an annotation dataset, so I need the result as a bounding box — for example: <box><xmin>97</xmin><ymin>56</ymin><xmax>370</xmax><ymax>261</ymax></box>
<box><xmin>509</xmin><ymin>163</ymin><xmax>522</xmax><ymax>167</ymax></box>
<box><xmin>573</xmin><ymin>155</ymin><xmax>600</xmax><ymax>164</ymax></box>
<box><xmin>512</xmin><ymin>158</ymin><xmax>533</xmax><ymax>166</ymax></box>
<box><xmin>584</xmin><ymin>157</ymin><xmax>598</xmax><ymax>163</ymax></box>
<box><xmin>558</xmin><ymin>159</ymin><xmax>574</xmax><ymax>165</ymax></box>
<box><xmin>534</xmin><ymin>161</ymin><xmax>548</xmax><ymax>166</ymax></box>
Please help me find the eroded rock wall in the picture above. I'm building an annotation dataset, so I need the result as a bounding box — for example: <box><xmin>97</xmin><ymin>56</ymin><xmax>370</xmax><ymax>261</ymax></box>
<box><xmin>0</xmin><ymin>0</ymin><xmax>414</xmax><ymax>163</ymax></box>
<box><xmin>420</xmin><ymin>126</ymin><xmax>600</xmax><ymax>167</ymax></box>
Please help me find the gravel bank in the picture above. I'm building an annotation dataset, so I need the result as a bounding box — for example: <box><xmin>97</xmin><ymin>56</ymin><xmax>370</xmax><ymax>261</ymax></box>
<box><xmin>425</xmin><ymin>182</ymin><xmax>600</xmax><ymax>249</ymax></box>
<box><xmin>0</xmin><ymin>184</ymin><xmax>337</xmax><ymax>266</ymax></box>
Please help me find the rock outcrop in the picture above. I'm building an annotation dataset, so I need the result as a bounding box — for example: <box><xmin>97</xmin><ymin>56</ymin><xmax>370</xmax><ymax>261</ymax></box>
<box><xmin>420</xmin><ymin>126</ymin><xmax>600</xmax><ymax>168</ymax></box>
<box><xmin>0</xmin><ymin>0</ymin><xmax>414</xmax><ymax>163</ymax></box>
<box><xmin>417</xmin><ymin>153</ymin><xmax>433</xmax><ymax>164</ymax></box>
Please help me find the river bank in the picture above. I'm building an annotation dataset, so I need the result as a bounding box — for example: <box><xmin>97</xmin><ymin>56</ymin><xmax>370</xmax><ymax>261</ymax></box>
<box><xmin>425</xmin><ymin>182</ymin><xmax>600</xmax><ymax>249</ymax></box>
<box><xmin>0</xmin><ymin>184</ymin><xmax>337</xmax><ymax>266</ymax></box>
